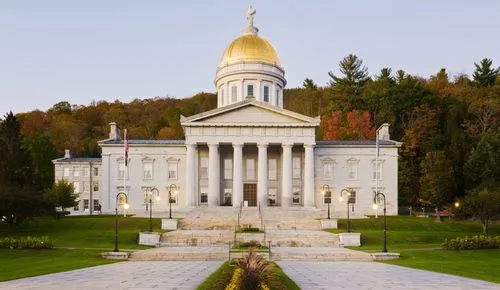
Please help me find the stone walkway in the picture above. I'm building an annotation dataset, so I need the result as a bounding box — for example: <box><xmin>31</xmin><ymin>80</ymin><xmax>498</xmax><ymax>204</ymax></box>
<box><xmin>0</xmin><ymin>261</ymin><xmax>221</xmax><ymax>290</ymax></box>
<box><xmin>278</xmin><ymin>261</ymin><xmax>500</xmax><ymax>290</ymax></box>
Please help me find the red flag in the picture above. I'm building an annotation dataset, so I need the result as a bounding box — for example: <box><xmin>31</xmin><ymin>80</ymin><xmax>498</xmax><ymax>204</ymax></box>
<box><xmin>124</xmin><ymin>129</ymin><xmax>129</xmax><ymax>166</ymax></box>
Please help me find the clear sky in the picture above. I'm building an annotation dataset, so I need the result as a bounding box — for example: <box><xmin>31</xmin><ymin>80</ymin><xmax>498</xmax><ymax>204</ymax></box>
<box><xmin>1</xmin><ymin>0</ymin><xmax>499</xmax><ymax>114</ymax></box>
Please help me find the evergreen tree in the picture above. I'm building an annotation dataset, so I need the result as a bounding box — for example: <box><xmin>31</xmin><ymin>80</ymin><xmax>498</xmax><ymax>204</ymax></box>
<box><xmin>472</xmin><ymin>58</ymin><xmax>499</xmax><ymax>87</ymax></box>
<box><xmin>328</xmin><ymin>54</ymin><xmax>370</xmax><ymax>108</ymax></box>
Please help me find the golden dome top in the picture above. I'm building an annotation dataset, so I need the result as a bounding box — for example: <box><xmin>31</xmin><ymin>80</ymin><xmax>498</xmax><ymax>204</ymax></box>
<box><xmin>219</xmin><ymin>34</ymin><xmax>281</xmax><ymax>68</ymax></box>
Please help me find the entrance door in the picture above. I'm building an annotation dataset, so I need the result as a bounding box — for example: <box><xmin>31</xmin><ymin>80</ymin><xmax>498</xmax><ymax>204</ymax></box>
<box><xmin>243</xmin><ymin>183</ymin><xmax>257</xmax><ymax>207</ymax></box>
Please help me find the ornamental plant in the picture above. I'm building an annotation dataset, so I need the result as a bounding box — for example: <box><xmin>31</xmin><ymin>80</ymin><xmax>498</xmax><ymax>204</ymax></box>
<box><xmin>0</xmin><ymin>236</ymin><xmax>53</xmax><ymax>249</ymax></box>
<box><xmin>442</xmin><ymin>235</ymin><xmax>500</xmax><ymax>250</ymax></box>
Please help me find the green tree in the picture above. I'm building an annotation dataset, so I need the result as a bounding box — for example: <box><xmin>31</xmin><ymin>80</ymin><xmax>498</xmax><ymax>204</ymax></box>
<box><xmin>22</xmin><ymin>133</ymin><xmax>57</xmax><ymax>190</ymax></box>
<box><xmin>472</xmin><ymin>58</ymin><xmax>499</xmax><ymax>87</ymax></box>
<box><xmin>419</xmin><ymin>150</ymin><xmax>455</xmax><ymax>212</ymax></box>
<box><xmin>44</xmin><ymin>180</ymin><xmax>78</xmax><ymax>214</ymax></box>
<box><xmin>0</xmin><ymin>184</ymin><xmax>42</xmax><ymax>226</ymax></box>
<box><xmin>328</xmin><ymin>54</ymin><xmax>370</xmax><ymax>108</ymax></box>
<box><xmin>463</xmin><ymin>132</ymin><xmax>500</xmax><ymax>189</ymax></box>
<box><xmin>458</xmin><ymin>187</ymin><xmax>500</xmax><ymax>234</ymax></box>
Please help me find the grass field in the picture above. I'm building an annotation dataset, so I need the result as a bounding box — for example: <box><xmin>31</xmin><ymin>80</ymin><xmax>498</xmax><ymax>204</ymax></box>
<box><xmin>0</xmin><ymin>215</ymin><xmax>161</xmax><ymax>249</ymax></box>
<box><xmin>330</xmin><ymin>216</ymin><xmax>500</xmax><ymax>250</ymax></box>
<box><xmin>329</xmin><ymin>216</ymin><xmax>500</xmax><ymax>283</ymax></box>
<box><xmin>0</xmin><ymin>249</ymin><xmax>115</xmax><ymax>281</ymax></box>
<box><xmin>0</xmin><ymin>215</ymin><xmax>162</xmax><ymax>281</ymax></box>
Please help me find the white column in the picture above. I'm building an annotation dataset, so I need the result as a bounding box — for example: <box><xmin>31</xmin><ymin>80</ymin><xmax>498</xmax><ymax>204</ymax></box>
<box><xmin>281</xmin><ymin>143</ymin><xmax>293</xmax><ymax>207</ymax></box>
<box><xmin>304</xmin><ymin>144</ymin><xmax>315</xmax><ymax>207</ymax></box>
<box><xmin>257</xmin><ymin>143</ymin><xmax>268</xmax><ymax>207</ymax></box>
<box><xmin>232</xmin><ymin>143</ymin><xmax>243</xmax><ymax>207</ymax></box>
<box><xmin>185</xmin><ymin>143</ymin><xmax>197</xmax><ymax>207</ymax></box>
<box><xmin>208</xmin><ymin>143</ymin><xmax>219</xmax><ymax>206</ymax></box>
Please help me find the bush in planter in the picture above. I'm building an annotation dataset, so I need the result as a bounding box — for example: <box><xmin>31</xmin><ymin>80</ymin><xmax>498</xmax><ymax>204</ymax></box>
<box><xmin>239</xmin><ymin>240</ymin><xmax>262</xmax><ymax>248</ymax></box>
<box><xmin>241</xmin><ymin>227</ymin><xmax>261</xmax><ymax>233</ymax></box>
<box><xmin>0</xmin><ymin>236</ymin><xmax>53</xmax><ymax>249</ymax></box>
<box><xmin>442</xmin><ymin>235</ymin><xmax>500</xmax><ymax>250</ymax></box>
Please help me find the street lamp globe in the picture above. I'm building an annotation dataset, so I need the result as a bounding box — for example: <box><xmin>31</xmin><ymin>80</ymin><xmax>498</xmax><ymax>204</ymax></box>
<box><xmin>123</xmin><ymin>203</ymin><xmax>130</xmax><ymax>210</ymax></box>
<box><xmin>372</xmin><ymin>203</ymin><xmax>379</xmax><ymax>210</ymax></box>
<box><xmin>454</xmin><ymin>201</ymin><xmax>460</xmax><ymax>208</ymax></box>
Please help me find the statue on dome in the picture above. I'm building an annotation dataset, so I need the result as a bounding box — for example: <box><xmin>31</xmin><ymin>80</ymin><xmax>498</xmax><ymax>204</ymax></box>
<box><xmin>246</xmin><ymin>5</ymin><xmax>256</xmax><ymax>27</ymax></box>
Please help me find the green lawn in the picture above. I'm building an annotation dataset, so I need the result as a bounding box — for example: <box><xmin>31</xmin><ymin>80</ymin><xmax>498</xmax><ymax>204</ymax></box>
<box><xmin>0</xmin><ymin>215</ymin><xmax>162</xmax><ymax>249</ymax></box>
<box><xmin>0</xmin><ymin>249</ymin><xmax>116</xmax><ymax>281</ymax></box>
<box><xmin>385</xmin><ymin>249</ymin><xmax>500</xmax><ymax>283</ymax></box>
<box><xmin>329</xmin><ymin>216</ymin><xmax>500</xmax><ymax>250</ymax></box>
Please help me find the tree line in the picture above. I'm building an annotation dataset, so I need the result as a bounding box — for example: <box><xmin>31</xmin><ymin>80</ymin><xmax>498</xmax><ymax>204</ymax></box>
<box><xmin>0</xmin><ymin>55</ymin><xmax>498</xmax><ymax>226</ymax></box>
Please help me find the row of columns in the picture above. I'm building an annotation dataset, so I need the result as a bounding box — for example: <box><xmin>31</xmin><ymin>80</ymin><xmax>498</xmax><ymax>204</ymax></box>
<box><xmin>185</xmin><ymin>143</ymin><xmax>315</xmax><ymax>207</ymax></box>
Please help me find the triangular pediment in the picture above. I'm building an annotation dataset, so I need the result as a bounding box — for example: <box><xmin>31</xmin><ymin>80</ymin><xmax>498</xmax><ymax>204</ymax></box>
<box><xmin>181</xmin><ymin>100</ymin><xmax>319</xmax><ymax>127</ymax></box>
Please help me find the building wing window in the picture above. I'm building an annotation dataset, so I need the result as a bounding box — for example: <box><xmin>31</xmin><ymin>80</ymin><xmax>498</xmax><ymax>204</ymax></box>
<box><xmin>247</xmin><ymin>85</ymin><xmax>254</xmax><ymax>97</ymax></box>
<box><xmin>323</xmin><ymin>163</ymin><xmax>333</xmax><ymax>179</ymax></box>
<box><xmin>63</xmin><ymin>167</ymin><xmax>70</xmax><ymax>177</ymax></box>
<box><xmin>83</xmin><ymin>167</ymin><xmax>90</xmax><ymax>177</ymax></box>
<box><xmin>268</xmin><ymin>159</ymin><xmax>277</xmax><ymax>180</ymax></box>
<box><xmin>224</xmin><ymin>159</ymin><xmax>233</xmax><ymax>180</ymax></box>
<box><xmin>143</xmin><ymin>162</ymin><xmax>153</xmax><ymax>180</ymax></box>
<box><xmin>73</xmin><ymin>182</ymin><xmax>80</xmax><ymax>193</ymax></box>
<box><xmin>168</xmin><ymin>162</ymin><xmax>178</xmax><ymax>179</ymax></box>
<box><xmin>263</xmin><ymin>86</ymin><xmax>269</xmax><ymax>102</ymax></box>
<box><xmin>118</xmin><ymin>162</ymin><xmax>127</xmax><ymax>179</ymax></box>
<box><xmin>372</xmin><ymin>160</ymin><xmax>383</xmax><ymax>180</ymax></box>
<box><xmin>73</xmin><ymin>166</ymin><xmax>79</xmax><ymax>177</ymax></box>
<box><xmin>93</xmin><ymin>181</ymin><xmax>99</xmax><ymax>192</ymax></box>
<box><xmin>200</xmin><ymin>157</ymin><xmax>209</xmax><ymax>179</ymax></box>
<box><xmin>83</xmin><ymin>182</ymin><xmax>90</xmax><ymax>192</ymax></box>
<box><xmin>347</xmin><ymin>158</ymin><xmax>359</xmax><ymax>180</ymax></box>
<box><xmin>93</xmin><ymin>167</ymin><xmax>99</xmax><ymax>177</ymax></box>
<box><xmin>348</xmin><ymin>190</ymin><xmax>357</xmax><ymax>204</ymax></box>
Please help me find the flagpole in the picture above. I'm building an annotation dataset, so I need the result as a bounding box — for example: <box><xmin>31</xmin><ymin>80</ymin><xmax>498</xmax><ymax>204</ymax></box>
<box><xmin>124</xmin><ymin>129</ymin><xmax>128</xmax><ymax>218</ymax></box>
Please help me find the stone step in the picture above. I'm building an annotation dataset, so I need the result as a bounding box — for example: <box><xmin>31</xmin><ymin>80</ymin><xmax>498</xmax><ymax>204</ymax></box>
<box><xmin>129</xmin><ymin>247</ymin><xmax>227</xmax><ymax>261</ymax></box>
<box><xmin>161</xmin><ymin>230</ymin><xmax>233</xmax><ymax>246</ymax></box>
<box><xmin>270</xmin><ymin>247</ymin><xmax>373</xmax><ymax>261</ymax></box>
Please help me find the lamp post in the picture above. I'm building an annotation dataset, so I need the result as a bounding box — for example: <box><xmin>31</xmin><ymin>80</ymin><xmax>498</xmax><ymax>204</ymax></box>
<box><xmin>340</xmin><ymin>188</ymin><xmax>354</xmax><ymax>233</ymax></box>
<box><xmin>114</xmin><ymin>191</ymin><xmax>129</xmax><ymax>252</ymax></box>
<box><xmin>321</xmin><ymin>184</ymin><xmax>332</xmax><ymax>219</ymax></box>
<box><xmin>148</xmin><ymin>188</ymin><xmax>160</xmax><ymax>233</ymax></box>
<box><xmin>372</xmin><ymin>192</ymin><xmax>387</xmax><ymax>253</ymax></box>
<box><xmin>168</xmin><ymin>184</ymin><xmax>178</xmax><ymax>219</ymax></box>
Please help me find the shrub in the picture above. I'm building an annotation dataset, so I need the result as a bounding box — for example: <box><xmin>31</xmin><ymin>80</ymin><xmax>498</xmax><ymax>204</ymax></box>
<box><xmin>239</xmin><ymin>240</ymin><xmax>262</xmax><ymax>248</ymax></box>
<box><xmin>241</xmin><ymin>227</ymin><xmax>261</xmax><ymax>233</ymax></box>
<box><xmin>442</xmin><ymin>235</ymin><xmax>500</xmax><ymax>250</ymax></box>
<box><xmin>0</xmin><ymin>236</ymin><xmax>53</xmax><ymax>249</ymax></box>
<box><xmin>234</xmin><ymin>250</ymin><xmax>277</xmax><ymax>290</ymax></box>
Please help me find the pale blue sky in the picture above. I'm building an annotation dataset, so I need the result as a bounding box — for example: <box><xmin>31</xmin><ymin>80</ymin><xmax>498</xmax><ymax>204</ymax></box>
<box><xmin>1</xmin><ymin>0</ymin><xmax>499</xmax><ymax>114</ymax></box>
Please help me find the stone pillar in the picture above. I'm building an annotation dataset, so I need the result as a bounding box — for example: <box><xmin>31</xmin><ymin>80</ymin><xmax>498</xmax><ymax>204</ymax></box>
<box><xmin>208</xmin><ymin>143</ymin><xmax>219</xmax><ymax>206</ymax></box>
<box><xmin>281</xmin><ymin>143</ymin><xmax>293</xmax><ymax>207</ymax></box>
<box><xmin>304</xmin><ymin>144</ymin><xmax>315</xmax><ymax>207</ymax></box>
<box><xmin>257</xmin><ymin>143</ymin><xmax>268</xmax><ymax>207</ymax></box>
<box><xmin>233</xmin><ymin>143</ymin><xmax>243</xmax><ymax>207</ymax></box>
<box><xmin>185</xmin><ymin>143</ymin><xmax>197</xmax><ymax>207</ymax></box>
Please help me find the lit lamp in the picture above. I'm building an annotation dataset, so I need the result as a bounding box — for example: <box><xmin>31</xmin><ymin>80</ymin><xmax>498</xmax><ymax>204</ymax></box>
<box><xmin>321</xmin><ymin>184</ymin><xmax>332</xmax><ymax>219</ymax></box>
<box><xmin>340</xmin><ymin>188</ymin><xmax>354</xmax><ymax>233</ymax></box>
<box><xmin>148</xmin><ymin>188</ymin><xmax>160</xmax><ymax>232</ymax></box>
<box><xmin>454</xmin><ymin>201</ymin><xmax>460</xmax><ymax>208</ymax></box>
<box><xmin>114</xmin><ymin>191</ymin><xmax>129</xmax><ymax>252</ymax></box>
<box><xmin>372</xmin><ymin>192</ymin><xmax>387</xmax><ymax>253</ymax></box>
<box><xmin>168</xmin><ymin>184</ymin><xmax>178</xmax><ymax>219</ymax></box>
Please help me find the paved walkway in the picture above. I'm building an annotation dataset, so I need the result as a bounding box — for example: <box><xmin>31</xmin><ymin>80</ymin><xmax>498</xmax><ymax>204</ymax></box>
<box><xmin>278</xmin><ymin>261</ymin><xmax>500</xmax><ymax>290</ymax></box>
<box><xmin>0</xmin><ymin>261</ymin><xmax>221</xmax><ymax>290</ymax></box>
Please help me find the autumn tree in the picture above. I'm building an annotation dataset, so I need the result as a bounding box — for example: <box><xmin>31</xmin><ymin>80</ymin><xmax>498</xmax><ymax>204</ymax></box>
<box><xmin>322</xmin><ymin>110</ymin><xmax>375</xmax><ymax>140</ymax></box>
<box><xmin>419</xmin><ymin>150</ymin><xmax>455</xmax><ymax>211</ymax></box>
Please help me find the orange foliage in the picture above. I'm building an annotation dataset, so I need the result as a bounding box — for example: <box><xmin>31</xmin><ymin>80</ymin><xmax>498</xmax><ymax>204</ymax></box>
<box><xmin>322</xmin><ymin>110</ymin><xmax>376</xmax><ymax>140</ymax></box>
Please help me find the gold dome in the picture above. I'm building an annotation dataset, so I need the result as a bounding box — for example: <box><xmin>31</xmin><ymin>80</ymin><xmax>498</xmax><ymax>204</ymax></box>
<box><xmin>219</xmin><ymin>34</ymin><xmax>281</xmax><ymax>68</ymax></box>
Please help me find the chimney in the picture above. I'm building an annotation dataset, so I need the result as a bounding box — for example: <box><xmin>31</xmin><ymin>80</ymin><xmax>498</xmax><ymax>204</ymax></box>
<box><xmin>64</xmin><ymin>149</ymin><xmax>71</xmax><ymax>159</ymax></box>
<box><xmin>377</xmin><ymin>123</ymin><xmax>390</xmax><ymax>141</ymax></box>
<box><xmin>109</xmin><ymin>122</ymin><xmax>121</xmax><ymax>140</ymax></box>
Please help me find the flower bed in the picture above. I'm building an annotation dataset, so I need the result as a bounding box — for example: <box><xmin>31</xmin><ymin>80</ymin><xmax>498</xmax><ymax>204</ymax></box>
<box><xmin>442</xmin><ymin>235</ymin><xmax>500</xmax><ymax>250</ymax></box>
<box><xmin>0</xmin><ymin>236</ymin><xmax>53</xmax><ymax>249</ymax></box>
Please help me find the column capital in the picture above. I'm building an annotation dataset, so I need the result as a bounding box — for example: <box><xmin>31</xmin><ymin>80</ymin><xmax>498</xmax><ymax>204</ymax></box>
<box><xmin>186</xmin><ymin>143</ymin><xmax>197</xmax><ymax>148</ymax></box>
<box><xmin>281</xmin><ymin>143</ymin><xmax>294</xmax><ymax>149</ymax></box>
<box><xmin>257</xmin><ymin>143</ymin><xmax>269</xmax><ymax>148</ymax></box>
<box><xmin>304</xmin><ymin>143</ymin><xmax>315</xmax><ymax>148</ymax></box>
<box><xmin>232</xmin><ymin>142</ymin><xmax>244</xmax><ymax>148</ymax></box>
<box><xmin>207</xmin><ymin>142</ymin><xmax>219</xmax><ymax>147</ymax></box>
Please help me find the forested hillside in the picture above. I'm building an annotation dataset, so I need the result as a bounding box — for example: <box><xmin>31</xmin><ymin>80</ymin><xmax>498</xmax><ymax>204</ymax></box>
<box><xmin>1</xmin><ymin>55</ymin><xmax>498</xmax><ymax>210</ymax></box>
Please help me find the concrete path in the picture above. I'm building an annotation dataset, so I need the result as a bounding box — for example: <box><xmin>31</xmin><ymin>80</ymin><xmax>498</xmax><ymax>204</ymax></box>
<box><xmin>0</xmin><ymin>261</ymin><xmax>221</xmax><ymax>290</ymax></box>
<box><xmin>278</xmin><ymin>261</ymin><xmax>500</xmax><ymax>290</ymax></box>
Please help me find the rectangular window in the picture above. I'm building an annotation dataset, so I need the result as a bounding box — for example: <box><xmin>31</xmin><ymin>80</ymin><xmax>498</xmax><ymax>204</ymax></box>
<box><xmin>63</xmin><ymin>167</ymin><xmax>70</xmax><ymax>177</ymax></box>
<box><xmin>200</xmin><ymin>188</ymin><xmax>208</xmax><ymax>204</ymax></box>
<box><xmin>268</xmin><ymin>159</ymin><xmax>277</xmax><ymax>180</ymax></box>
<box><xmin>73</xmin><ymin>182</ymin><xmax>80</xmax><ymax>193</ymax></box>
<box><xmin>83</xmin><ymin>181</ymin><xmax>90</xmax><ymax>192</ymax></box>
<box><xmin>143</xmin><ymin>163</ymin><xmax>153</xmax><ymax>179</ymax></box>
<box><xmin>73</xmin><ymin>202</ymin><xmax>79</xmax><ymax>211</ymax></box>
<box><xmin>372</xmin><ymin>162</ymin><xmax>382</xmax><ymax>180</ymax></box>
<box><xmin>93</xmin><ymin>200</ymin><xmax>99</xmax><ymax>211</ymax></box>
<box><xmin>231</xmin><ymin>86</ymin><xmax>237</xmax><ymax>102</ymax></box>
<box><xmin>268</xmin><ymin>188</ymin><xmax>277</xmax><ymax>206</ymax></box>
<box><xmin>224</xmin><ymin>159</ymin><xmax>233</xmax><ymax>180</ymax></box>
<box><xmin>247</xmin><ymin>84</ymin><xmax>254</xmax><ymax>97</ymax></box>
<box><xmin>200</xmin><ymin>157</ymin><xmax>209</xmax><ymax>179</ymax></box>
<box><xmin>292</xmin><ymin>157</ymin><xmax>301</xmax><ymax>179</ymax></box>
<box><xmin>348</xmin><ymin>163</ymin><xmax>357</xmax><ymax>180</ymax></box>
<box><xmin>223</xmin><ymin>188</ymin><xmax>232</xmax><ymax>206</ymax></box>
<box><xmin>93</xmin><ymin>181</ymin><xmax>99</xmax><ymax>192</ymax></box>
<box><xmin>168</xmin><ymin>162</ymin><xmax>177</xmax><ymax>179</ymax></box>
<box><xmin>276</xmin><ymin>90</ymin><xmax>280</xmax><ymax>106</ymax></box>
<box><xmin>83</xmin><ymin>199</ymin><xmax>89</xmax><ymax>210</ymax></box>
<box><xmin>292</xmin><ymin>187</ymin><xmax>301</xmax><ymax>204</ymax></box>
<box><xmin>263</xmin><ymin>86</ymin><xmax>269</xmax><ymax>102</ymax></box>
<box><xmin>142</xmin><ymin>187</ymin><xmax>153</xmax><ymax>204</ymax></box>
<box><xmin>83</xmin><ymin>167</ymin><xmax>90</xmax><ymax>177</ymax></box>
<box><xmin>246</xmin><ymin>159</ymin><xmax>255</xmax><ymax>180</ymax></box>
<box><xmin>323</xmin><ymin>163</ymin><xmax>333</xmax><ymax>179</ymax></box>
<box><xmin>93</xmin><ymin>167</ymin><xmax>99</xmax><ymax>177</ymax></box>
<box><xmin>73</xmin><ymin>167</ymin><xmax>79</xmax><ymax>177</ymax></box>
<box><xmin>118</xmin><ymin>163</ymin><xmax>127</xmax><ymax>179</ymax></box>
